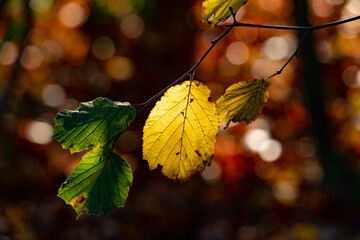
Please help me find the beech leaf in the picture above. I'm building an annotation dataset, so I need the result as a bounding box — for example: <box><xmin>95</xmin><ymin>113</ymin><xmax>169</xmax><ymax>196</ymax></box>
<box><xmin>143</xmin><ymin>81</ymin><xmax>219</xmax><ymax>181</ymax></box>
<box><xmin>54</xmin><ymin>97</ymin><xmax>136</xmax><ymax>153</ymax></box>
<box><xmin>203</xmin><ymin>0</ymin><xmax>249</xmax><ymax>26</ymax></box>
<box><xmin>58</xmin><ymin>146</ymin><xmax>133</xmax><ymax>217</ymax></box>
<box><xmin>216</xmin><ymin>78</ymin><xmax>270</xmax><ymax>126</ymax></box>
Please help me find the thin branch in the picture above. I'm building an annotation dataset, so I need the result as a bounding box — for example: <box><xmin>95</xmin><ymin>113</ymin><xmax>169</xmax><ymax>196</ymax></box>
<box><xmin>116</xmin><ymin>10</ymin><xmax>360</xmax><ymax>151</ymax></box>
<box><xmin>268</xmin><ymin>30</ymin><xmax>310</xmax><ymax>79</ymax></box>
<box><xmin>136</xmin><ymin>24</ymin><xmax>234</xmax><ymax>114</ymax></box>
<box><xmin>229</xmin><ymin>15</ymin><xmax>360</xmax><ymax>31</ymax></box>
<box><xmin>134</xmin><ymin>71</ymin><xmax>189</xmax><ymax>114</ymax></box>
<box><xmin>229</xmin><ymin>6</ymin><xmax>237</xmax><ymax>23</ymax></box>
<box><xmin>308</xmin><ymin>15</ymin><xmax>360</xmax><ymax>30</ymax></box>
<box><xmin>230</xmin><ymin>22</ymin><xmax>310</xmax><ymax>30</ymax></box>
<box><xmin>230</xmin><ymin>15</ymin><xmax>360</xmax><ymax>79</ymax></box>
<box><xmin>135</xmin><ymin>13</ymin><xmax>360</xmax><ymax>112</ymax></box>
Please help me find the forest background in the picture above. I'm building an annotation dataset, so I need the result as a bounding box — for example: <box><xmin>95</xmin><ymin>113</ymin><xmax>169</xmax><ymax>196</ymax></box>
<box><xmin>1</xmin><ymin>0</ymin><xmax>360</xmax><ymax>239</ymax></box>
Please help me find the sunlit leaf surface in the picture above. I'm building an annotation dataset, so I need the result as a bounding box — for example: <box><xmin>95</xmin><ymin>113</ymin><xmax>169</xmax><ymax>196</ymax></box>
<box><xmin>58</xmin><ymin>146</ymin><xmax>133</xmax><ymax>217</ymax></box>
<box><xmin>54</xmin><ymin>97</ymin><xmax>136</xmax><ymax>153</ymax></box>
<box><xmin>203</xmin><ymin>0</ymin><xmax>249</xmax><ymax>26</ymax></box>
<box><xmin>143</xmin><ymin>81</ymin><xmax>219</xmax><ymax>181</ymax></box>
<box><xmin>216</xmin><ymin>78</ymin><xmax>270</xmax><ymax>125</ymax></box>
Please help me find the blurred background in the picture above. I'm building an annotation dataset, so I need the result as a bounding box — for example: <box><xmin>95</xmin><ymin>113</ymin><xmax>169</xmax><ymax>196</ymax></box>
<box><xmin>1</xmin><ymin>0</ymin><xmax>360</xmax><ymax>239</ymax></box>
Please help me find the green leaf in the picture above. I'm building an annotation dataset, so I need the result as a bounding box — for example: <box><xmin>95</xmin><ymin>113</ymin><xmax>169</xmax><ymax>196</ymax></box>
<box><xmin>203</xmin><ymin>0</ymin><xmax>249</xmax><ymax>26</ymax></box>
<box><xmin>58</xmin><ymin>146</ymin><xmax>133</xmax><ymax>217</ymax></box>
<box><xmin>54</xmin><ymin>97</ymin><xmax>136</xmax><ymax>153</ymax></box>
<box><xmin>216</xmin><ymin>78</ymin><xmax>270</xmax><ymax>126</ymax></box>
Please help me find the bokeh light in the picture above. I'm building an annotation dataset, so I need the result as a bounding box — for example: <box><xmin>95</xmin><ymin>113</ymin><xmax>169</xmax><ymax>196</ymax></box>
<box><xmin>201</xmin><ymin>161</ymin><xmax>222</xmax><ymax>182</ymax></box>
<box><xmin>315</xmin><ymin>40</ymin><xmax>334</xmax><ymax>63</ymax></box>
<box><xmin>342</xmin><ymin>65</ymin><xmax>360</xmax><ymax>88</ymax></box>
<box><xmin>25</xmin><ymin>121</ymin><xmax>53</xmax><ymax>145</ymax></box>
<box><xmin>42</xmin><ymin>40</ymin><xmax>64</xmax><ymax>63</ymax></box>
<box><xmin>20</xmin><ymin>45</ymin><xmax>43</xmax><ymax>69</ymax></box>
<box><xmin>258</xmin><ymin>0</ymin><xmax>283</xmax><ymax>12</ymax></box>
<box><xmin>225</xmin><ymin>41</ymin><xmax>250</xmax><ymax>65</ymax></box>
<box><xmin>105</xmin><ymin>56</ymin><xmax>134</xmax><ymax>81</ymax></box>
<box><xmin>29</xmin><ymin>0</ymin><xmax>53</xmax><ymax>13</ymax></box>
<box><xmin>120</xmin><ymin>14</ymin><xmax>145</xmax><ymax>38</ymax></box>
<box><xmin>303</xmin><ymin>158</ymin><xmax>324</xmax><ymax>183</ymax></box>
<box><xmin>273</xmin><ymin>181</ymin><xmax>299</xmax><ymax>202</ymax></box>
<box><xmin>57</xmin><ymin>2</ymin><xmax>88</xmax><ymax>28</ymax></box>
<box><xmin>41</xmin><ymin>84</ymin><xmax>66</xmax><ymax>107</ymax></box>
<box><xmin>258</xmin><ymin>139</ymin><xmax>282</xmax><ymax>162</ymax></box>
<box><xmin>310</xmin><ymin>0</ymin><xmax>335</xmax><ymax>18</ymax></box>
<box><xmin>344</xmin><ymin>0</ymin><xmax>360</xmax><ymax>15</ymax></box>
<box><xmin>0</xmin><ymin>41</ymin><xmax>19</xmax><ymax>65</ymax></box>
<box><xmin>243</xmin><ymin>128</ymin><xmax>270</xmax><ymax>152</ymax></box>
<box><xmin>251</xmin><ymin>58</ymin><xmax>276</xmax><ymax>79</ymax></box>
<box><xmin>262</xmin><ymin>35</ymin><xmax>296</xmax><ymax>61</ymax></box>
<box><xmin>248</xmin><ymin>117</ymin><xmax>272</xmax><ymax>132</ymax></box>
<box><xmin>325</xmin><ymin>0</ymin><xmax>343</xmax><ymax>5</ymax></box>
<box><xmin>92</xmin><ymin>37</ymin><xmax>116</xmax><ymax>60</ymax></box>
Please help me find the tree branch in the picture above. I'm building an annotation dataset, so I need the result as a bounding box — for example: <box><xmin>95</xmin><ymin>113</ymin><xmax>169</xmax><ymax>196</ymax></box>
<box><xmin>229</xmin><ymin>15</ymin><xmax>360</xmax><ymax>31</ymax></box>
<box><xmin>268</xmin><ymin>30</ymin><xmax>310</xmax><ymax>79</ymax></box>
<box><xmin>135</xmin><ymin>12</ymin><xmax>360</xmax><ymax>112</ymax></box>
<box><xmin>135</xmin><ymin>24</ymin><xmax>235</xmax><ymax>114</ymax></box>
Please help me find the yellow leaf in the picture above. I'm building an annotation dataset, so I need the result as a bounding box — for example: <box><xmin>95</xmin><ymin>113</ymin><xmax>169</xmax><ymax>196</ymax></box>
<box><xmin>143</xmin><ymin>81</ymin><xmax>219</xmax><ymax>181</ymax></box>
<box><xmin>216</xmin><ymin>78</ymin><xmax>270</xmax><ymax>126</ymax></box>
<box><xmin>203</xmin><ymin>0</ymin><xmax>249</xmax><ymax>26</ymax></box>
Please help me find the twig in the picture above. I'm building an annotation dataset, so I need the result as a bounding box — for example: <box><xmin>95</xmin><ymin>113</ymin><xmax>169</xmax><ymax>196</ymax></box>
<box><xmin>233</xmin><ymin>16</ymin><xmax>360</xmax><ymax>79</ymax></box>
<box><xmin>135</xmin><ymin>12</ymin><xmax>360</xmax><ymax>112</ymax></box>
<box><xmin>229</xmin><ymin>6</ymin><xmax>237</xmax><ymax>23</ymax></box>
<box><xmin>136</xmin><ymin>24</ymin><xmax>235</xmax><ymax>114</ymax></box>
<box><xmin>117</xmin><ymin>10</ymin><xmax>360</xmax><ymax>150</ymax></box>
<box><xmin>228</xmin><ymin>15</ymin><xmax>360</xmax><ymax>31</ymax></box>
<box><xmin>268</xmin><ymin>30</ymin><xmax>309</xmax><ymax>78</ymax></box>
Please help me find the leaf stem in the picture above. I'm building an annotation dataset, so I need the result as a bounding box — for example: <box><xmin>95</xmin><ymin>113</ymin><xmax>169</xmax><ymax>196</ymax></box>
<box><xmin>229</xmin><ymin>6</ymin><xmax>237</xmax><ymax>23</ymax></box>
